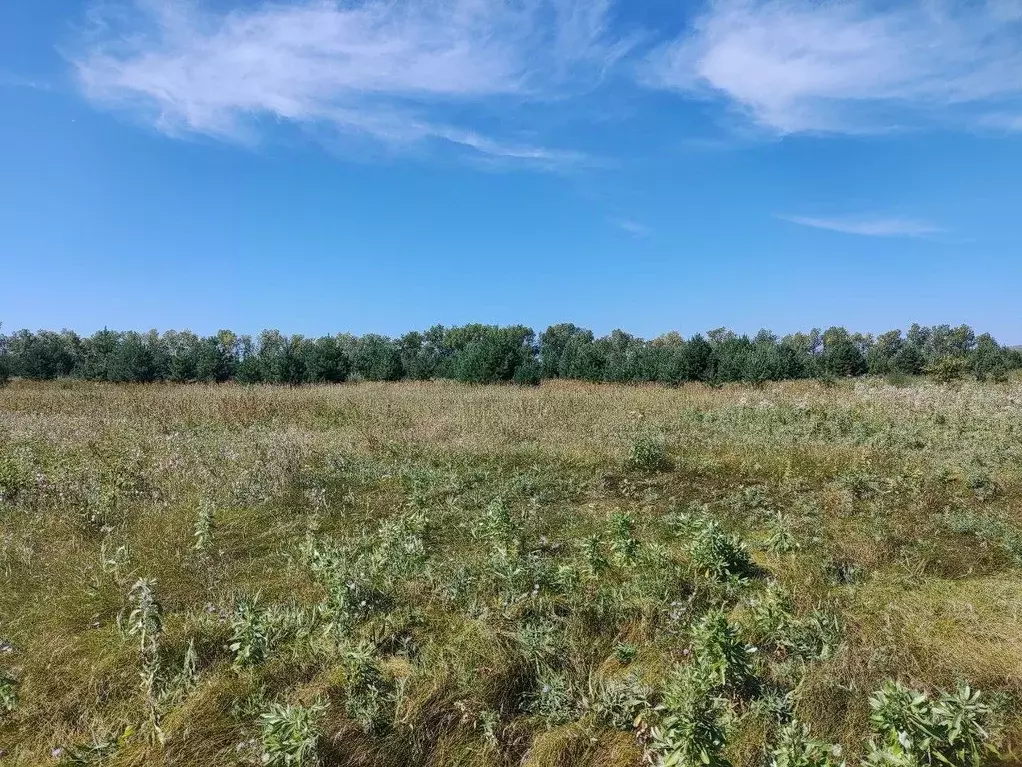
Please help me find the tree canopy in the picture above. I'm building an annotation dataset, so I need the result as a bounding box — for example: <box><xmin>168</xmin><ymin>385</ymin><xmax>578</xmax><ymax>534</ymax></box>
<box><xmin>0</xmin><ymin>322</ymin><xmax>1017</xmax><ymax>386</ymax></box>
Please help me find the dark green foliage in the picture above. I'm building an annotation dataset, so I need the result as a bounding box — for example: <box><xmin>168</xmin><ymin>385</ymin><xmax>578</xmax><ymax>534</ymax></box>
<box><xmin>892</xmin><ymin>343</ymin><xmax>926</xmax><ymax>375</ymax></box>
<box><xmin>451</xmin><ymin>324</ymin><xmax>536</xmax><ymax>384</ymax></box>
<box><xmin>352</xmin><ymin>335</ymin><xmax>403</xmax><ymax>381</ymax></box>
<box><xmin>302</xmin><ymin>336</ymin><xmax>350</xmax><ymax>383</ymax></box>
<box><xmin>0</xmin><ymin>327</ymin><xmax>9</xmax><ymax>388</ymax></box>
<box><xmin>0</xmin><ymin>322</ymin><xmax>1016</xmax><ymax>386</ymax></box>
<box><xmin>865</xmin><ymin>681</ymin><xmax>996</xmax><ymax>766</ymax></box>
<box><xmin>109</xmin><ymin>332</ymin><xmax>160</xmax><ymax>383</ymax></box>
<box><xmin>539</xmin><ymin>323</ymin><xmax>590</xmax><ymax>379</ymax></box>
<box><xmin>929</xmin><ymin>356</ymin><xmax>966</xmax><ymax>384</ymax></box>
<box><xmin>820</xmin><ymin>327</ymin><xmax>867</xmax><ymax>377</ymax></box>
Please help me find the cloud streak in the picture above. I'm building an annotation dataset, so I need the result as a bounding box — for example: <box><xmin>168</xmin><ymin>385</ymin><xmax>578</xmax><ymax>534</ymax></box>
<box><xmin>72</xmin><ymin>0</ymin><xmax>1022</xmax><ymax>157</ymax></box>
<box><xmin>778</xmin><ymin>215</ymin><xmax>942</xmax><ymax>238</ymax></box>
<box><xmin>643</xmin><ymin>0</ymin><xmax>1022</xmax><ymax>134</ymax></box>
<box><xmin>611</xmin><ymin>218</ymin><xmax>651</xmax><ymax>237</ymax></box>
<box><xmin>74</xmin><ymin>0</ymin><xmax>631</xmax><ymax>165</ymax></box>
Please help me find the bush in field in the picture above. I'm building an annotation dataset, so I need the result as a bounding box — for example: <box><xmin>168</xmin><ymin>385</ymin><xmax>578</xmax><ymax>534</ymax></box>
<box><xmin>648</xmin><ymin>664</ymin><xmax>730</xmax><ymax>767</ymax></box>
<box><xmin>630</xmin><ymin>435</ymin><xmax>668</xmax><ymax>472</ymax></box>
<box><xmin>929</xmin><ymin>356</ymin><xmax>966</xmax><ymax>384</ymax></box>
<box><xmin>690</xmin><ymin>521</ymin><xmax>753</xmax><ymax>581</ymax></box>
<box><xmin>771</xmin><ymin>721</ymin><xmax>840</xmax><ymax>767</ymax></box>
<box><xmin>260</xmin><ymin>700</ymin><xmax>326</xmax><ymax>767</ymax></box>
<box><xmin>690</xmin><ymin>609</ymin><xmax>755</xmax><ymax>693</ymax></box>
<box><xmin>0</xmin><ymin>326</ymin><xmax>9</xmax><ymax>387</ymax></box>
<box><xmin>229</xmin><ymin>598</ymin><xmax>270</xmax><ymax>670</ymax></box>
<box><xmin>341</xmin><ymin>643</ymin><xmax>395</xmax><ymax>734</ymax></box>
<box><xmin>0</xmin><ymin>674</ymin><xmax>18</xmax><ymax>714</ymax></box>
<box><xmin>865</xmin><ymin>682</ymin><xmax>996</xmax><ymax>767</ymax></box>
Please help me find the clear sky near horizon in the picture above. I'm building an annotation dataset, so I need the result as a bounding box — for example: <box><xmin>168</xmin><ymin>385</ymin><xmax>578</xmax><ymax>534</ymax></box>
<box><xmin>3</xmin><ymin>0</ymin><xmax>1021</xmax><ymax>342</ymax></box>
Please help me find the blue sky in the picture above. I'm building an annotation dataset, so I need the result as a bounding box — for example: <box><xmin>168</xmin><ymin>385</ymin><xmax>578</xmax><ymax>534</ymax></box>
<box><xmin>3</xmin><ymin>0</ymin><xmax>1022</xmax><ymax>342</ymax></box>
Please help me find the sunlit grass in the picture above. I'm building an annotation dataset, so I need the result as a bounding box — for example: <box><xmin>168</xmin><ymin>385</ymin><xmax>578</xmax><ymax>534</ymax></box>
<box><xmin>1</xmin><ymin>378</ymin><xmax>1021</xmax><ymax>765</ymax></box>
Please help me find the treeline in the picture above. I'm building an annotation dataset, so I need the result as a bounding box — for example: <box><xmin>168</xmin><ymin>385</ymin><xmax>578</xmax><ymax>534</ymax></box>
<box><xmin>0</xmin><ymin>323</ymin><xmax>1017</xmax><ymax>387</ymax></box>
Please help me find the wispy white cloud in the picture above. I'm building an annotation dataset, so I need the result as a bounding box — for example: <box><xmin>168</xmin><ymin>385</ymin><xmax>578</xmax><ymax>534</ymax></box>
<box><xmin>611</xmin><ymin>218</ymin><xmax>651</xmax><ymax>237</ymax></box>
<box><xmin>778</xmin><ymin>214</ymin><xmax>942</xmax><ymax>238</ymax></box>
<box><xmin>978</xmin><ymin>113</ymin><xmax>1022</xmax><ymax>132</ymax></box>
<box><xmin>74</xmin><ymin>0</ymin><xmax>632</xmax><ymax>165</ymax></box>
<box><xmin>0</xmin><ymin>71</ymin><xmax>53</xmax><ymax>91</ymax></box>
<box><xmin>643</xmin><ymin>0</ymin><xmax>1022</xmax><ymax>134</ymax></box>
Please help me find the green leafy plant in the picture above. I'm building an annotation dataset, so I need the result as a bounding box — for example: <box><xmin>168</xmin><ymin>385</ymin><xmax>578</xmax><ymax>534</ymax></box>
<box><xmin>614</xmin><ymin>642</ymin><xmax>638</xmax><ymax>665</ymax></box>
<box><xmin>590</xmin><ymin>674</ymin><xmax>652</xmax><ymax>730</ymax></box>
<box><xmin>192</xmin><ymin>500</ymin><xmax>215</xmax><ymax>551</ymax></box>
<box><xmin>690</xmin><ymin>609</ymin><xmax>755</xmax><ymax>693</ymax></box>
<box><xmin>581</xmin><ymin>533</ymin><xmax>609</xmax><ymax>575</ymax></box>
<box><xmin>515</xmin><ymin>619</ymin><xmax>563</xmax><ymax>670</ymax></box>
<box><xmin>0</xmin><ymin>674</ymin><xmax>18</xmax><ymax>714</ymax></box>
<box><xmin>771</xmin><ymin>720</ymin><xmax>840</xmax><ymax>767</ymax></box>
<box><xmin>229</xmin><ymin>597</ymin><xmax>270</xmax><ymax>670</ymax></box>
<box><xmin>629</xmin><ymin>434</ymin><xmax>668</xmax><ymax>472</ymax></box>
<box><xmin>648</xmin><ymin>665</ymin><xmax>731</xmax><ymax>767</ymax></box>
<box><xmin>56</xmin><ymin>728</ymin><xmax>134</xmax><ymax>766</ymax></box>
<box><xmin>341</xmin><ymin>642</ymin><xmax>395</xmax><ymax>734</ymax></box>
<box><xmin>609</xmin><ymin>511</ymin><xmax>641</xmax><ymax>566</ymax></box>
<box><xmin>690</xmin><ymin>521</ymin><xmax>754</xmax><ymax>582</ymax></box>
<box><xmin>525</xmin><ymin>670</ymin><xmax>578</xmax><ymax>727</ymax></box>
<box><xmin>259</xmin><ymin>700</ymin><xmax>327</xmax><ymax>767</ymax></box>
<box><xmin>122</xmin><ymin>578</ymin><xmax>165</xmax><ymax>742</ymax></box>
<box><xmin>865</xmin><ymin>681</ymin><xmax>997</xmax><ymax>766</ymax></box>
<box><xmin>765</xmin><ymin>513</ymin><xmax>798</xmax><ymax>555</ymax></box>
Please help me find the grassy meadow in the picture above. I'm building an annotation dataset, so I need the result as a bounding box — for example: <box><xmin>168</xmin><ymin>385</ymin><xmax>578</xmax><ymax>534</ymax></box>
<box><xmin>2</xmin><ymin>378</ymin><xmax>1021</xmax><ymax>765</ymax></box>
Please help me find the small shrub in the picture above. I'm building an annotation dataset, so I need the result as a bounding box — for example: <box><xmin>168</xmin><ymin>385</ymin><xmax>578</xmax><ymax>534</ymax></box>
<box><xmin>929</xmin><ymin>356</ymin><xmax>966</xmax><ymax>384</ymax></box>
<box><xmin>747</xmin><ymin>584</ymin><xmax>840</xmax><ymax>663</ymax></box>
<box><xmin>883</xmin><ymin>370</ymin><xmax>911</xmax><ymax>387</ymax></box>
<box><xmin>192</xmin><ymin>501</ymin><xmax>215</xmax><ymax>551</ymax></box>
<box><xmin>608</xmin><ymin>511</ymin><xmax>640</xmax><ymax>566</ymax></box>
<box><xmin>581</xmin><ymin>533</ymin><xmax>609</xmax><ymax>575</ymax></box>
<box><xmin>648</xmin><ymin>665</ymin><xmax>731</xmax><ymax>767</ymax></box>
<box><xmin>0</xmin><ymin>674</ymin><xmax>18</xmax><ymax>714</ymax></box>
<box><xmin>341</xmin><ymin>642</ymin><xmax>395</xmax><ymax>734</ymax></box>
<box><xmin>771</xmin><ymin>720</ymin><xmax>840</xmax><ymax>767</ymax></box>
<box><xmin>629</xmin><ymin>434</ymin><xmax>668</xmax><ymax>472</ymax></box>
<box><xmin>525</xmin><ymin>671</ymin><xmax>578</xmax><ymax>726</ymax></box>
<box><xmin>515</xmin><ymin>619</ymin><xmax>563</xmax><ymax>670</ymax></box>
<box><xmin>56</xmin><ymin>731</ymin><xmax>131</xmax><ymax>766</ymax></box>
<box><xmin>229</xmin><ymin>598</ymin><xmax>270</xmax><ymax>670</ymax></box>
<box><xmin>765</xmin><ymin>514</ymin><xmax>798</xmax><ymax>555</ymax></box>
<box><xmin>690</xmin><ymin>521</ymin><xmax>753</xmax><ymax>582</ymax></box>
<box><xmin>865</xmin><ymin>681</ymin><xmax>998</xmax><ymax>766</ymax></box>
<box><xmin>613</xmin><ymin>642</ymin><xmax>638</xmax><ymax>665</ymax></box>
<box><xmin>690</xmin><ymin>609</ymin><xmax>755</xmax><ymax>693</ymax></box>
<box><xmin>476</xmin><ymin>498</ymin><xmax>520</xmax><ymax>552</ymax></box>
<box><xmin>591</xmin><ymin>674</ymin><xmax>652</xmax><ymax>730</ymax></box>
<box><xmin>259</xmin><ymin>700</ymin><xmax>327</xmax><ymax>767</ymax></box>
<box><xmin>965</xmin><ymin>469</ymin><xmax>998</xmax><ymax>501</ymax></box>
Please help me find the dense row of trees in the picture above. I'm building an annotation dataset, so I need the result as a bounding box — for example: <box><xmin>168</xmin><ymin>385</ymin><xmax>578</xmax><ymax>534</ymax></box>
<box><xmin>0</xmin><ymin>323</ymin><xmax>1017</xmax><ymax>387</ymax></box>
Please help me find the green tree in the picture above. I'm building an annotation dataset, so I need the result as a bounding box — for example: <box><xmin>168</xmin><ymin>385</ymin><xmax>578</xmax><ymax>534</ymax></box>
<box><xmin>539</xmin><ymin>323</ymin><xmax>591</xmax><ymax>379</ymax></box>
<box><xmin>0</xmin><ymin>325</ymin><xmax>10</xmax><ymax>387</ymax></box>
<box><xmin>892</xmin><ymin>343</ymin><xmax>926</xmax><ymax>375</ymax></box>
<box><xmin>454</xmin><ymin>325</ymin><xmax>536</xmax><ymax>384</ymax></box>
<box><xmin>821</xmin><ymin>327</ymin><xmax>867</xmax><ymax>377</ymax></box>
<box><xmin>304</xmin><ymin>336</ymin><xmax>350</xmax><ymax>383</ymax></box>
<box><xmin>109</xmin><ymin>332</ymin><xmax>159</xmax><ymax>382</ymax></box>
<box><xmin>353</xmin><ymin>335</ymin><xmax>403</xmax><ymax>381</ymax></box>
<box><xmin>867</xmin><ymin>330</ymin><xmax>904</xmax><ymax>375</ymax></box>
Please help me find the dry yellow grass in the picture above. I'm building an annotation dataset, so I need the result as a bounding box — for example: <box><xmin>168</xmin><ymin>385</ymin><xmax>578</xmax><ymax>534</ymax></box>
<box><xmin>1</xmin><ymin>378</ymin><xmax>1021</xmax><ymax>765</ymax></box>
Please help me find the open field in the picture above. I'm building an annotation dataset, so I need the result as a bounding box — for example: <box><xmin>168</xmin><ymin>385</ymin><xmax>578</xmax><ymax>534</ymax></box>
<box><xmin>2</xmin><ymin>378</ymin><xmax>1022</xmax><ymax>765</ymax></box>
